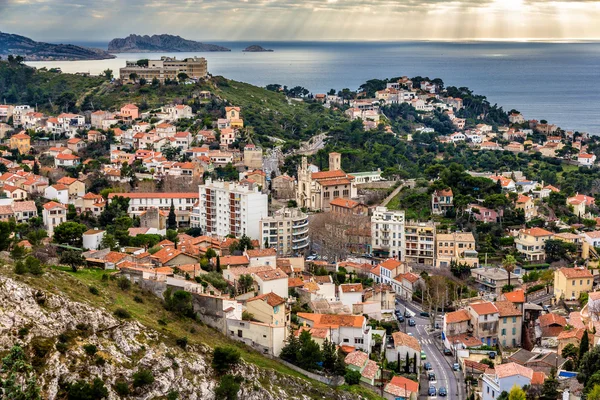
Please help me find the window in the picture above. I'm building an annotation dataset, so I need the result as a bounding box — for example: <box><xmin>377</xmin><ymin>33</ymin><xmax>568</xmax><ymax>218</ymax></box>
<box><xmin>503</xmin><ymin>317</ymin><xmax>507</xmax><ymax>324</ymax></box>
<box><xmin>512</xmin><ymin>317</ymin><xmax>516</xmax><ymax>323</ymax></box>
<box><xmin>501</xmin><ymin>328</ymin><xmax>506</xmax><ymax>335</ymax></box>
<box><xmin>237</xmin><ymin>330</ymin><xmax>242</xmax><ymax>338</ymax></box>
<box><xmin>343</xmin><ymin>338</ymin><xmax>349</xmax><ymax>343</ymax></box>
<box><xmin>354</xmin><ymin>338</ymin><xmax>364</xmax><ymax>344</ymax></box>
<box><xmin>572</xmin><ymin>281</ymin><xmax>575</xmax><ymax>285</ymax></box>
<box><xmin>512</xmin><ymin>327</ymin><xmax>516</xmax><ymax>335</ymax></box>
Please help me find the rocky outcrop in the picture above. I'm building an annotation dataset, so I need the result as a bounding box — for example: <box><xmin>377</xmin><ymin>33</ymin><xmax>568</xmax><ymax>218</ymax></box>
<box><xmin>0</xmin><ymin>276</ymin><xmax>359</xmax><ymax>399</ymax></box>
<box><xmin>243</xmin><ymin>45</ymin><xmax>274</xmax><ymax>52</ymax></box>
<box><xmin>108</xmin><ymin>34</ymin><xmax>231</xmax><ymax>53</ymax></box>
<box><xmin>0</xmin><ymin>31</ymin><xmax>115</xmax><ymax>61</ymax></box>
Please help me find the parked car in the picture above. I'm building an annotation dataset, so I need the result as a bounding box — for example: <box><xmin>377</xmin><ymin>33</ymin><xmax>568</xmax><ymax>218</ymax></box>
<box><xmin>428</xmin><ymin>386</ymin><xmax>437</xmax><ymax>396</ymax></box>
<box><xmin>428</xmin><ymin>372</ymin><xmax>436</xmax><ymax>381</ymax></box>
<box><xmin>453</xmin><ymin>363</ymin><xmax>460</xmax><ymax>371</ymax></box>
<box><xmin>424</xmin><ymin>362</ymin><xmax>432</xmax><ymax>371</ymax></box>
<box><xmin>398</xmin><ymin>315</ymin><xmax>405</xmax><ymax>323</ymax></box>
<box><xmin>306</xmin><ymin>255</ymin><xmax>317</xmax><ymax>261</ymax></box>
<box><xmin>489</xmin><ymin>351</ymin><xmax>496</xmax><ymax>359</ymax></box>
<box><xmin>408</xmin><ymin>319</ymin><xmax>416</xmax><ymax>327</ymax></box>
<box><xmin>435</xmin><ymin>322</ymin><xmax>440</xmax><ymax>329</ymax></box>
<box><xmin>420</xmin><ymin>311</ymin><xmax>430</xmax><ymax>317</ymax></box>
<box><xmin>421</xmin><ymin>351</ymin><xmax>427</xmax><ymax>360</ymax></box>
<box><xmin>439</xmin><ymin>386</ymin><xmax>447</xmax><ymax>397</ymax></box>
<box><xmin>443</xmin><ymin>348</ymin><xmax>453</xmax><ymax>356</ymax></box>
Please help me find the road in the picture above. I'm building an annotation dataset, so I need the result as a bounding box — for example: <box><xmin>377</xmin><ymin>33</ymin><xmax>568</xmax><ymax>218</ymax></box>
<box><xmin>396</xmin><ymin>299</ymin><xmax>464</xmax><ymax>399</ymax></box>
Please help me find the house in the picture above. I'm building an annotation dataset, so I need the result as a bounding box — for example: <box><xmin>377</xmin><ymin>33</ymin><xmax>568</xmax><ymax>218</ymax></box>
<box><xmin>271</xmin><ymin>174</ymin><xmax>295</xmax><ymax>199</ymax></box>
<box><xmin>515</xmin><ymin>227</ymin><xmax>554</xmax><ymax>262</ymax></box>
<box><xmin>468</xmin><ymin>204</ymin><xmax>502</xmax><ymax>223</ymax></box>
<box><xmin>471</xmin><ymin>267</ymin><xmax>518</xmax><ymax>295</ymax></box>
<box><xmin>120</xmin><ymin>104</ymin><xmax>139</xmax><ymax>121</ymax></box>
<box><xmin>44</xmin><ymin>184</ymin><xmax>69</xmax><ymax>204</ymax></box>
<box><xmin>9</xmin><ymin>132</ymin><xmax>31</xmax><ymax>154</ymax></box>
<box><xmin>443</xmin><ymin>309</ymin><xmax>472</xmax><ymax>349</ymax></box>
<box><xmin>394</xmin><ymin>272</ymin><xmax>421</xmax><ymax>301</ymax></box>
<box><xmin>252</xmin><ymin>268</ymin><xmax>289</xmax><ymax>299</ymax></box>
<box><xmin>338</xmin><ymin>283</ymin><xmax>364</xmax><ymax>308</ymax></box>
<box><xmin>371</xmin><ymin>207</ymin><xmax>406</xmax><ymax>259</ymax></box>
<box><xmin>435</xmin><ymin>232</ymin><xmax>478</xmax><ymax>269</ymax></box>
<box><xmin>11</xmin><ymin>201</ymin><xmax>38</xmax><ymax>223</ymax></box>
<box><xmin>151</xmin><ymin>247</ymin><xmax>198</xmax><ymax>267</ymax></box>
<box><xmin>3</xmin><ymin>184</ymin><xmax>27</xmax><ymax>201</ymax></box>
<box><xmin>296</xmin><ymin>313</ymin><xmax>372</xmax><ymax>353</ymax></box>
<box><xmin>83</xmin><ymin>229</ymin><xmax>106</xmax><ymax>251</ymax></box>
<box><xmin>163</xmin><ymin>104</ymin><xmax>193</xmax><ymax>120</ymax></box>
<box><xmin>467</xmin><ymin>302</ymin><xmax>499</xmax><ymax>346</ymax></box>
<box><xmin>498</xmin><ymin>289</ymin><xmax>526</xmax><ymax>314</ymax></box>
<box><xmin>56</xmin><ymin>176</ymin><xmax>86</xmax><ymax>199</ymax></box>
<box><xmin>538</xmin><ymin>313</ymin><xmax>567</xmax><ymax>348</ymax></box>
<box><xmin>516</xmin><ymin>194</ymin><xmax>537</xmax><ymax>221</ymax></box>
<box><xmin>577</xmin><ymin>153</ymin><xmax>596</xmax><ymax>167</ymax></box>
<box><xmin>67</xmin><ymin>138</ymin><xmax>86</xmax><ymax>153</ymax></box>
<box><xmin>582</xmin><ymin>231</ymin><xmax>600</xmax><ymax>248</ymax></box>
<box><xmin>385</xmin><ymin>331</ymin><xmax>422</xmax><ymax>367</ymax></box>
<box><xmin>87</xmin><ymin>130</ymin><xmax>103</xmax><ymax>142</ymax></box>
<box><xmin>480</xmin><ymin>141</ymin><xmax>502</xmax><ymax>151</ymax></box>
<box><xmin>245</xmin><ymin>292</ymin><xmax>289</xmax><ymax>328</ymax></box>
<box><xmin>384</xmin><ymin>376</ymin><xmax>419</xmax><ymax>400</ymax></box>
<box><xmin>344</xmin><ymin>351</ymin><xmax>380</xmax><ymax>385</ymax></box>
<box><xmin>495</xmin><ymin>301</ymin><xmax>522</xmax><ymax>348</ymax></box>
<box><xmin>557</xmin><ymin>328</ymin><xmax>587</xmax><ymax>354</ymax></box>
<box><xmin>42</xmin><ymin>201</ymin><xmax>66</xmax><ymax>236</ymax></box>
<box><xmin>431</xmin><ymin>188</ymin><xmax>454</xmax><ymax>215</ymax></box>
<box><xmin>482</xmin><ymin>363</ymin><xmax>537</xmax><ymax>400</ymax></box>
<box><xmin>246</xmin><ymin>248</ymin><xmax>277</xmax><ymax>267</ymax></box>
<box><xmin>568</xmin><ymin>194</ymin><xmax>595</xmax><ymax>217</ymax></box>
<box><xmin>329</xmin><ymin>198</ymin><xmax>369</xmax><ymax>216</ymax></box>
<box><xmin>376</xmin><ymin>258</ymin><xmax>409</xmax><ymax>289</ymax></box>
<box><xmin>509</xmin><ymin>112</ymin><xmax>525</xmax><ymax>124</ymax></box>
<box><xmin>54</xmin><ymin>153</ymin><xmax>81</xmax><ymax>168</ymax></box>
<box><xmin>554</xmin><ymin>267</ymin><xmax>593</xmax><ymax>301</ymax></box>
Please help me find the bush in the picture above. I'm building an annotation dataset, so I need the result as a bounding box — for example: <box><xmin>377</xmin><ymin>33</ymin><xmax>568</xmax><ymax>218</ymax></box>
<box><xmin>14</xmin><ymin>261</ymin><xmax>27</xmax><ymax>274</ymax></box>
<box><xmin>56</xmin><ymin>342</ymin><xmax>68</xmax><ymax>354</ymax></box>
<box><xmin>114</xmin><ymin>308</ymin><xmax>131</xmax><ymax>319</ymax></box>
<box><xmin>214</xmin><ymin>374</ymin><xmax>242</xmax><ymax>400</ymax></box>
<box><xmin>132</xmin><ymin>368</ymin><xmax>155</xmax><ymax>388</ymax></box>
<box><xmin>18</xmin><ymin>327</ymin><xmax>29</xmax><ymax>338</ymax></box>
<box><xmin>76</xmin><ymin>323</ymin><xmax>90</xmax><ymax>333</ymax></box>
<box><xmin>95</xmin><ymin>355</ymin><xmax>106</xmax><ymax>366</ymax></box>
<box><xmin>114</xmin><ymin>379</ymin><xmax>130</xmax><ymax>396</ymax></box>
<box><xmin>158</xmin><ymin>318</ymin><xmax>168</xmax><ymax>326</ymax></box>
<box><xmin>89</xmin><ymin>286</ymin><xmax>99</xmax><ymax>295</ymax></box>
<box><xmin>117</xmin><ymin>276</ymin><xmax>131</xmax><ymax>290</ymax></box>
<box><xmin>83</xmin><ymin>344</ymin><xmax>97</xmax><ymax>356</ymax></box>
<box><xmin>134</xmin><ymin>295</ymin><xmax>144</xmax><ymax>303</ymax></box>
<box><xmin>167</xmin><ymin>391</ymin><xmax>179</xmax><ymax>400</ymax></box>
<box><xmin>176</xmin><ymin>336</ymin><xmax>188</xmax><ymax>349</ymax></box>
<box><xmin>344</xmin><ymin>369</ymin><xmax>362</xmax><ymax>385</ymax></box>
<box><xmin>101</xmin><ymin>274</ymin><xmax>109</xmax><ymax>282</ymax></box>
<box><xmin>212</xmin><ymin>346</ymin><xmax>241</xmax><ymax>375</ymax></box>
<box><xmin>526</xmin><ymin>284</ymin><xmax>545</xmax><ymax>294</ymax></box>
<box><xmin>67</xmin><ymin>378</ymin><xmax>109</xmax><ymax>400</ymax></box>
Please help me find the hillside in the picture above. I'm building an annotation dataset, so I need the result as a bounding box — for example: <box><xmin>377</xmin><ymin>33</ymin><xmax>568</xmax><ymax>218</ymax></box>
<box><xmin>0</xmin><ymin>31</ymin><xmax>115</xmax><ymax>61</ymax></box>
<box><xmin>108</xmin><ymin>34</ymin><xmax>231</xmax><ymax>53</ymax></box>
<box><xmin>0</xmin><ymin>266</ymin><xmax>377</xmax><ymax>399</ymax></box>
<box><xmin>243</xmin><ymin>45</ymin><xmax>274</xmax><ymax>52</ymax></box>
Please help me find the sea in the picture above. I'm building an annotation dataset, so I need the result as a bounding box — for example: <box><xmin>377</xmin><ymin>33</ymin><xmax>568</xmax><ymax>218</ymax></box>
<box><xmin>26</xmin><ymin>41</ymin><xmax>600</xmax><ymax>134</ymax></box>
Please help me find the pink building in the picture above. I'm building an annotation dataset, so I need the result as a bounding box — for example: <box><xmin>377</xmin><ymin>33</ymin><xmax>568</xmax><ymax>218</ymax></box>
<box><xmin>120</xmin><ymin>104</ymin><xmax>139</xmax><ymax>121</ymax></box>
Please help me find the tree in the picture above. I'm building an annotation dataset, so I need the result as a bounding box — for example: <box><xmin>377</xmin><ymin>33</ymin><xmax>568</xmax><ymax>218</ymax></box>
<box><xmin>297</xmin><ymin>330</ymin><xmax>323</xmax><ymax>370</ymax></box>
<box><xmin>578</xmin><ymin>345</ymin><xmax>600</xmax><ymax>387</ymax></box>
<box><xmin>177</xmin><ymin>72</ymin><xmax>189</xmax><ymax>82</ymax></box>
<box><xmin>128</xmin><ymin>72</ymin><xmax>139</xmax><ymax>83</ymax></box>
<box><xmin>67</xmin><ymin>378</ymin><xmax>109</xmax><ymax>400</ymax></box>
<box><xmin>562</xmin><ymin>343</ymin><xmax>579</xmax><ymax>360</ymax></box>
<box><xmin>545</xmin><ymin>239</ymin><xmax>577</xmax><ymax>262</ymax></box>
<box><xmin>59</xmin><ymin>250</ymin><xmax>86</xmax><ymax>272</ymax></box>
<box><xmin>10</xmin><ymin>244</ymin><xmax>27</xmax><ymax>260</ymax></box>
<box><xmin>163</xmin><ymin>288</ymin><xmax>194</xmax><ymax>317</ymax></box>
<box><xmin>102</xmin><ymin>69</ymin><xmax>113</xmax><ymax>80</ymax></box>
<box><xmin>167</xmin><ymin>200</ymin><xmax>177</xmax><ymax>230</ymax></box>
<box><xmin>32</xmin><ymin>161</ymin><xmax>40</xmax><ymax>175</ymax></box>
<box><xmin>588</xmin><ymin>384</ymin><xmax>600</xmax><ymax>400</ymax></box>
<box><xmin>212</xmin><ymin>346</ymin><xmax>241</xmax><ymax>375</ymax></box>
<box><xmin>344</xmin><ymin>369</ymin><xmax>361</xmax><ymax>385</ymax></box>
<box><xmin>238</xmin><ymin>274</ymin><xmax>254</xmax><ymax>293</ymax></box>
<box><xmin>539</xmin><ymin>375</ymin><xmax>559</xmax><ymax>400</ymax></box>
<box><xmin>100</xmin><ymin>233</ymin><xmax>118</xmax><ymax>251</ymax></box>
<box><xmin>502</xmin><ymin>255</ymin><xmax>517</xmax><ymax>289</ymax></box>
<box><xmin>508</xmin><ymin>385</ymin><xmax>526</xmax><ymax>400</ymax></box>
<box><xmin>579</xmin><ymin>330</ymin><xmax>590</xmax><ymax>362</ymax></box>
<box><xmin>280</xmin><ymin>331</ymin><xmax>301</xmax><ymax>364</ymax></box>
<box><xmin>216</xmin><ymin>255</ymin><xmax>221</xmax><ymax>273</ymax></box>
<box><xmin>214</xmin><ymin>374</ymin><xmax>241</xmax><ymax>400</ymax></box>
<box><xmin>0</xmin><ymin>345</ymin><xmax>41</xmax><ymax>399</ymax></box>
<box><xmin>53</xmin><ymin>221</ymin><xmax>87</xmax><ymax>247</ymax></box>
<box><xmin>0</xmin><ymin>220</ymin><xmax>15</xmax><ymax>251</ymax></box>
<box><xmin>238</xmin><ymin>234</ymin><xmax>253</xmax><ymax>252</ymax></box>
<box><xmin>132</xmin><ymin>369</ymin><xmax>154</xmax><ymax>388</ymax></box>
<box><xmin>322</xmin><ymin>338</ymin><xmax>337</xmax><ymax>374</ymax></box>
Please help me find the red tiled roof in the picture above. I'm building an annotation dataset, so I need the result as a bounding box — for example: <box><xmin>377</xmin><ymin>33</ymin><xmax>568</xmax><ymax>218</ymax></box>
<box><xmin>494</xmin><ymin>301</ymin><xmax>521</xmax><ymax>317</ymax></box>
<box><xmin>247</xmin><ymin>292</ymin><xmax>286</xmax><ymax>307</ymax></box>
<box><xmin>445</xmin><ymin>309</ymin><xmax>471</xmax><ymax>324</ymax></box>
<box><xmin>297</xmin><ymin>313</ymin><xmax>364</xmax><ymax>329</ymax></box>
<box><xmin>539</xmin><ymin>313</ymin><xmax>567</xmax><ymax>327</ymax></box>
<box><xmin>469</xmin><ymin>302</ymin><xmax>498</xmax><ymax>315</ymax></box>
<box><xmin>558</xmin><ymin>267</ymin><xmax>593</xmax><ymax>279</ymax></box>
<box><xmin>502</xmin><ymin>289</ymin><xmax>526</xmax><ymax>303</ymax></box>
<box><xmin>521</xmin><ymin>227</ymin><xmax>553</xmax><ymax>237</ymax></box>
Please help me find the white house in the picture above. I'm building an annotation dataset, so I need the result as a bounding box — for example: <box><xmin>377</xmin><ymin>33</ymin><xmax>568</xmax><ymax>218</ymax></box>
<box><xmin>482</xmin><ymin>363</ymin><xmax>537</xmax><ymax>400</ymax></box>
<box><xmin>583</xmin><ymin>231</ymin><xmax>600</xmax><ymax>248</ymax></box>
<box><xmin>83</xmin><ymin>229</ymin><xmax>106</xmax><ymax>250</ymax></box>
<box><xmin>55</xmin><ymin>153</ymin><xmax>81</xmax><ymax>168</ymax></box>
<box><xmin>246</xmin><ymin>248</ymin><xmax>277</xmax><ymax>267</ymax></box>
<box><xmin>42</xmin><ymin>201</ymin><xmax>66</xmax><ymax>236</ymax></box>
<box><xmin>578</xmin><ymin>153</ymin><xmax>596</xmax><ymax>167</ymax></box>
<box><xmin>297</xmin><ymin>313</ymin><xmax>372</xmax><ymax>353</ymax></box>
<box><xmin>252</xmin><ymin>268</ymin><xmax>289</xmax><ymax>299</ymax></box>
<box><xmin>385</xmin><ymin>331</ymin><xmax>422</xmax><ymax>366</ymax></box>
<box><xmin>338</xmin><ymin>283</ymin><xmax>364</xmax><ymax>308</ymax></box>
<box><xmin>44</xmin><ymin>184</ymin><xmax>69</xmax><ymax>204</ymax></box>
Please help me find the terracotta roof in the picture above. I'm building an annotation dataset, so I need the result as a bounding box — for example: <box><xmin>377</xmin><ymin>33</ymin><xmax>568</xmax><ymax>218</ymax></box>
<box><xmin>288</xmin><ymin>277</ymin><xmax>304</xmax><ymax>288</ymax></box>
<box><xmin>294</xmin><ymin>326</ymin><xmax>329</xmax><ymax>339</ymax></box>
<box><xmin>539</xmin><ymin>313</ymin><xmax>567</xmax><ymax>327</ymax></box>
<box><xmin>57</xmin><ymin>176</ymin><xmax>78</xmax><ymax>185</ymax></box>
<box><xmin>246</xmin><ymin>248</ymin><xmax>277</xmax><ymax>258</ymax></box>
<box><xmin>104</xmin><ymin>251</ymin><xmax>128</xmax><ymax>264</ymax></box>
<box><xmin>329</xmin><ymin>197</ymin><xmax>360</xmax><ymax>209</ymax></box>
<box><xmin>43</xmin><ymin>201</ymin><xmax>65</xmax><ymax>210</ymax></box>
<box><xmin>391</xmin><ymin>331</ymin><xmax>421</xmax><ymax>352</ymax></box>
<box><xmin>435</xmin><ymin>188</ymin><xmax>453</xmax><ymax>197</ymax></box>
<box><xmin>448</xmin><ymin>333</ymin><xmax>483</xmax><ymax>347</ymax></box>
<box><xmin>531</xmin><ymin>371</ymin><xmax>546</xmax><ymax>385</ymax></box>
<box><xmin>521</xmin><ymin>227</ymin><xmax>553</xmax><ymax>237</ymax></box>
<box><xmin>361</xmin><ymin>359</ymin><xmax>379</xmax><ymax>380</ymax></box>
<box><xmin>219</xmin><ymin>255</ymin><xmax>249</xmax><ymax>266</ymax></box>
<box><xmin>254</xmin><ymin>268</ymin><xmax>288</xmax><ymax>281</ymax></box>
<box><xmin>445</xmin><ymin>309</ymin><xmax>471</xmax><ymax>324</ymax></box>
<box><xmin>50</xmin><ymin>184</ymin><xmax>68</xmax><ymax>191</ymax></box>
<box><xmin>56</xmin><ymin>153</ymin><xmax>80</xmax><ymax>160</ymax></box>
<box><xmin>397</xmin><ymin>272</ymin><xmax>420</xmax><ymax>284</ymax></box>
<box><xmin>494</xmin><ymin>301</ymin><xmax>522</xmax><ymax>317</ymax></box>
<box><xmin>297</xmin><ymin>313</ymin><xmax>364</xmax><ymax>329</ymax></box>
<box><xmin>108</xmin><ymin>192</ymin><xmax>199</xmax><ymax>199</ymax></box>
<box><xmin>340</xmin><ymin>283</ymin><xmax>363</xmax><ymax>293</ymax></box>
<box><xmin>495</xmin><ymin>362</ymin><xmax>534</xmax><ymax>380</ymax></box>
<box><xmin>557</xmin><ymin>328</ymin><xmax>586</xmax><ymax>341</ymax></box>
<box><xmin>344</xmin><ymin>351</ymin><xmax>369</xmax><ymax>368</ymax></box>
<box><xmin>385</xmin><ymin>376</ymin><xmax>419</xmax><ymax>397</ymax></box>
<box><xmin>502</xmin><ymin>289</ymin><xmax>526</xmax><ymax>303</ymax></box>
<box><xmin>379</xmin><ymin>258</ymin><xmax>403</xmax><ymax>271</ymax></box>
<box><xmin>11</xmin><ymin>201</ymin><xmax>36</xmax><ymax>212</ymax></box>
<box><xmin>121</xmin><ymin>103</ymin><xmax>138</xmax><ymax>110</ymax></box>
<box><xmin>311</xmin><ymin>170</ymin><xmax>348</xmax><ymax>180</ymax></box>
<box><xmin>516</xmin><ymin>194</ymin><xmax>532</xmax><ymax>204</ymax></box>
<box><xmin>151</xmin><ymin>247</ymin><xmax>184</xmax><ymax>264</ymax></box>
<box><xmin>558</xmin><ymin>267</ymin><xmax>593</xmax><ymax>279</ymax></box>
<box><xmin>464</xmin><ymin>359</ymin><xmax>489</xmax><ymax>372</ymax></box>
<box><xmin>469</xmin><ymin>302</ymin><xmax>499</xmax><ymax>316</ymax></box>
<box><xmin>247</xmin><ymin>292</ymin><xmax>286</xmax><ymax>308</ymax></box>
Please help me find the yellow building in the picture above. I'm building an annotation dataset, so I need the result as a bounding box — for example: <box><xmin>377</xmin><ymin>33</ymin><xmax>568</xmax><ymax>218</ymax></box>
<box><xmin>436</xmin><ymin>232</ymin><xmax>478</xmax><ymax>268</ymax></box>
<box><xmin>9</xmin><ymin>131</ymin><xmax>31</xmax><ymax>155</ymax></box>
<box><xmin>515</xmin><ymin>194</ymin><xmax>537</xmax><ymax>221</ymax></box>
<box><xmin>405</xmin><ymin>221</ymin><xmax>436</xmax><ymax>267</ymax></box>
<box><xmin>554</xmin><ymin>267</ymin><xmax>593</xmax><ymax>301</ymax></box>
<box><xmin>515</xmin><ymin>227</ymin><xmax>554</xmax><ymax>261</ymax></box>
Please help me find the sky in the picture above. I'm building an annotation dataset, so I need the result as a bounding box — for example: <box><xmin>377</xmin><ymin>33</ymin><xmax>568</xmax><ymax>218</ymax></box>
<box><xmin>2</xmin><ymin>0</ymin><xmax>600</xmax><ymax>42</ymax></box>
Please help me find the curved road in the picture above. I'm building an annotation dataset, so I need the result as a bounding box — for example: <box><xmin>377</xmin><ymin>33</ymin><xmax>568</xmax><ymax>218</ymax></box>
<box><xmin>396</xmin><ymin>299</ymin><xmax>464</xmax><ymax>399</ymax></box>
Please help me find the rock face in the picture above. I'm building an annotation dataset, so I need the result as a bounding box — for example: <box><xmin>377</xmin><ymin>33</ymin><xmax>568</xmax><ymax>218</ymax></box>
<box><xmin>243</xmin><ymin>45</ymin><xmax>274</xmax><ymax>52</ymax></box>
<box><xmin>0</xmin><ymin>31</ymin><xmax>115</xmax><ymax>61</ymax></box>
<box><xmin>108</xmin><ymin>34</ymin><xmax>231</xmax><ymax>53</ymax></box>
<box><xmin>0</xmin><ymin>276</ymin><xmax>358</xmax><ymax>400</ymax></box>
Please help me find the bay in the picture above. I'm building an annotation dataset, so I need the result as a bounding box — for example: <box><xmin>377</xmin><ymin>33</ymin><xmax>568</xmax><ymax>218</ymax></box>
<box><xmin>26</xmin><ymin>41</ymin><xmax>600</xmax><ymax>134</ymax></box>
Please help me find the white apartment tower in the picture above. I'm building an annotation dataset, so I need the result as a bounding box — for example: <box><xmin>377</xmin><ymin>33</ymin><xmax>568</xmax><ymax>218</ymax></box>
<box><xmin>371</xmin><ymin>206</ymin><xmax>405</xmax><ymax>260</ymax></box>
<box><xmin>260</xmin><ymin>207</ymin><xmax>309</xmax><ymax>256</ymax></box>
<box><xmin>197</xmin><ymin>179</ymin><xmax>268</xmax><ymax>240</ymax></box>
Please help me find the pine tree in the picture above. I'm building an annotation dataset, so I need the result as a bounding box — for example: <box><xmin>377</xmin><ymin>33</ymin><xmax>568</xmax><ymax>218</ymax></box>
<box><xmin>32</xmin><ymin>161</ymin><xmax>40</xmax><ymax>175</ymax></box>
<box><xmin>579</xmin><ymin>330</ymin><xmax>590</xmax><ymax>362</ymax></box>
<box><xmin>333</xmin><ymin>349</ymin><xmax>346</xmax><ymax>376</ymax></box>
<box><xmin>322</xmin><ymin>338</ymin><xmax>337</xmax><ymax>373</ymax></box>
<box><xmin>404</xmin><ymin>352</ymin><xmax>410</xmax><ymax>373</ymax></box>
<box><xmin>216</xmin><ymin>255</ymin><xmax>221</xmax><ymax>273</ymax></box>
<box><xmin>167</xmin><ymin>200</ymin><xmax>177</xmax><ymax>230</ymax></box>
<box><xmin>413</xmin><ymin>353</ymin><xmax>417</xmax><ymax>374</ymax></box>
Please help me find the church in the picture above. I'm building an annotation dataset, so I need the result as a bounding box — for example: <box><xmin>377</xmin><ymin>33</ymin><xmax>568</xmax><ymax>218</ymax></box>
<box><xmin>295</xmin><ymin>152</ymin><xmax>357</xmax><ymax>211</ymax></box>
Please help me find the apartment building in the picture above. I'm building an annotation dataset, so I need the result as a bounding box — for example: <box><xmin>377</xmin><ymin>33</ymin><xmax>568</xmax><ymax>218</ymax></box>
<box><xmin>436</xmin><ymin>232</ymin><xmax>478</xmax><ymax>268</ymax></box>
<box><xmin>404</xmin><ymin>220</ymin><xmax>435</xmax><ymax>267</ymax></box>
<box><xmin>554</xmin><ymin>267</ymin><xmax>593</xmax><ymax>301</ymax></box>
<box><xmin>471</xmin><ymin>267</ymin><xmax>518</xmax><ymax>295</ymax></box>
<box><xmin>108</xmin><ymin>192</ymin><xmax>199</xmax><ymax>227</ymax></box>
<box><xmin>431</xmin><ymin>188</ymin><xmax>454</xmax><ymax>215</ymax></box>
<box><xmin>259</xmin><ymin>207</ymin><xmax>309</xmax><ymax>256</ymax></box>
<box><xmin>515</xmin><ymin>227</ymin><xmax>554</xmax><ymax>261</ymax></box>
<box><xmin>120</xmin><ymin>57</ymin><xmax>208</xmax><ymax>83</ymax></box>
<box><xmin>371</xmin><ymin>206</ymin><xmax>405</xmax><ymax>259</ymax></box>
<box><xmin>467</xmin><ymin>302</ymin><xmax>499</xmax><ymax>347</ymax></box>
<box><xmin>495</xmin><ymin>301</ymin><xmax>522</xmax><ymax>348</ymax></box>
<box><xmin>195</xmin><ymin>179</ymin><xmax>268</xmax><ymax>240</ymax></box>
<box><xmin>42</xmin><ymin>201</ymin><xmax>66</xmax><ymax>236</ymax></box>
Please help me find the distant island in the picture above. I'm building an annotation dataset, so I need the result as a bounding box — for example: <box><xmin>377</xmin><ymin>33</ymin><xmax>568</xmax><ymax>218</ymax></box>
<box><xmin>108</xmin><ymin>34</ymin><xmax>231</xmax><ymax>53</ymax></box>
<box><xmin>0</xmin><ymin>31</ymin><xmax>115</xmax><ymax>61</ymax></box>
<box><xmin>243</xmin><ymin>45</ymin><xmax>274</xmax><ymax>52</ymax></box>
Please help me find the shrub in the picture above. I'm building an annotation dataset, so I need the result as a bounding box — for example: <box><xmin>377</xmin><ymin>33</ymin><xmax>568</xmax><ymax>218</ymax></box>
<box><xmin>117</xmin><ymin>276</ymin><xmax>131</xmax><ymax>290</ymax></box>
<box><xmin>114</xmin><ymin>379</ymin><xmax>130</xmax><ymax>396</ymax></box>
<box><xmin>101</xmin><ymin>274</ymin><xmax>109</xmax><ymax>282</ymax></box>
<box><xmin>114</xmin><ymin>308</ymin><xmax>131</xmax><ymax>319</ymax></box>
<box><xmin>30</xmin><ymin>337</ymin><xmax>54</xmax><ymax>367</ymax></box>
<box><xmin>214</xmin><ymin>374</ymin><xmax>241</xmax><ymax>400</ymax></box>
<box><xmin>18</xmin><ymin>327</ymin><xmax>29</xmax><ymax>338</ymax></box>
<box><xmin>344</xmin><ymin>369</ymin><xmax>362</xmax><ymax>385</ymax></box>
<box><xmin>83</xmin><ymin>344</ymin><xmax>97</xmax><ymax>356</ymax></box>
<box><xmin>14</xmin><ymin>261</ymin><xmax>27</xmax><ymax>275</ymax></box>
<box><xmin>176</xmin><ymin>336</ymin><xmax>188</xmax><ymax>349</ymax></box>
<box><xmin>56</xmin><ymin>342</ymin><xmax>68</xmax><ymax>353</ymax></box>
<box><xmin>134</xmin><ymin>295</ymin><xmax>144</xmax><ymax>303</ymax></box>
<box><xmin>89</xmin><ymin>286</ymin><xmax>99</xmax><ymax>295</ymax></box>
<box><xmin>212</xmin><ymin>346</ymin><xmax>241</xmax><ymax>375</ymax></box>
<box><xmin>95</xmin><ymin>355</ymin><xmax>106</xmax><ymax>366</ymax></box>
<box><xmin>167</xmin><ymin>391</ymin><xmax>179</xmax><ymax>400</ymax></box>
<box><xmin>76</xmin><ymin>323</ymin><xmax>90</xmax><ymax>333</ymax></box>
<box><xmin>132</xmin><ymin>368</ymin><xmax>155</xmax><ymax>388</ymax></box>
<box><xmin>67</xmin><ymin>378</ymin><xmax>109</xmax><ymax>399</ymax></box>
<box><xmin>158</xmin><ymin>318</ymin><xmax>168</xmax><ymax>326</ymax></box>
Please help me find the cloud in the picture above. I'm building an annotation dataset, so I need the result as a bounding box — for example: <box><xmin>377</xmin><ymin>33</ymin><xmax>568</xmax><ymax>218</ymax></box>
<box><xmin>2</xmin><ymin>0</ymin><xmax>600</xmax><ymax>41</ymax></box>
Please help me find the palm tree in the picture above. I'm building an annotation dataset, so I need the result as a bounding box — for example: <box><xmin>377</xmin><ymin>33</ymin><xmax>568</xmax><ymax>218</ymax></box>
<box><xmin>502</xmin><ymin>255</ymin><xmax>517</xmax><ymax>289</ymax></box>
